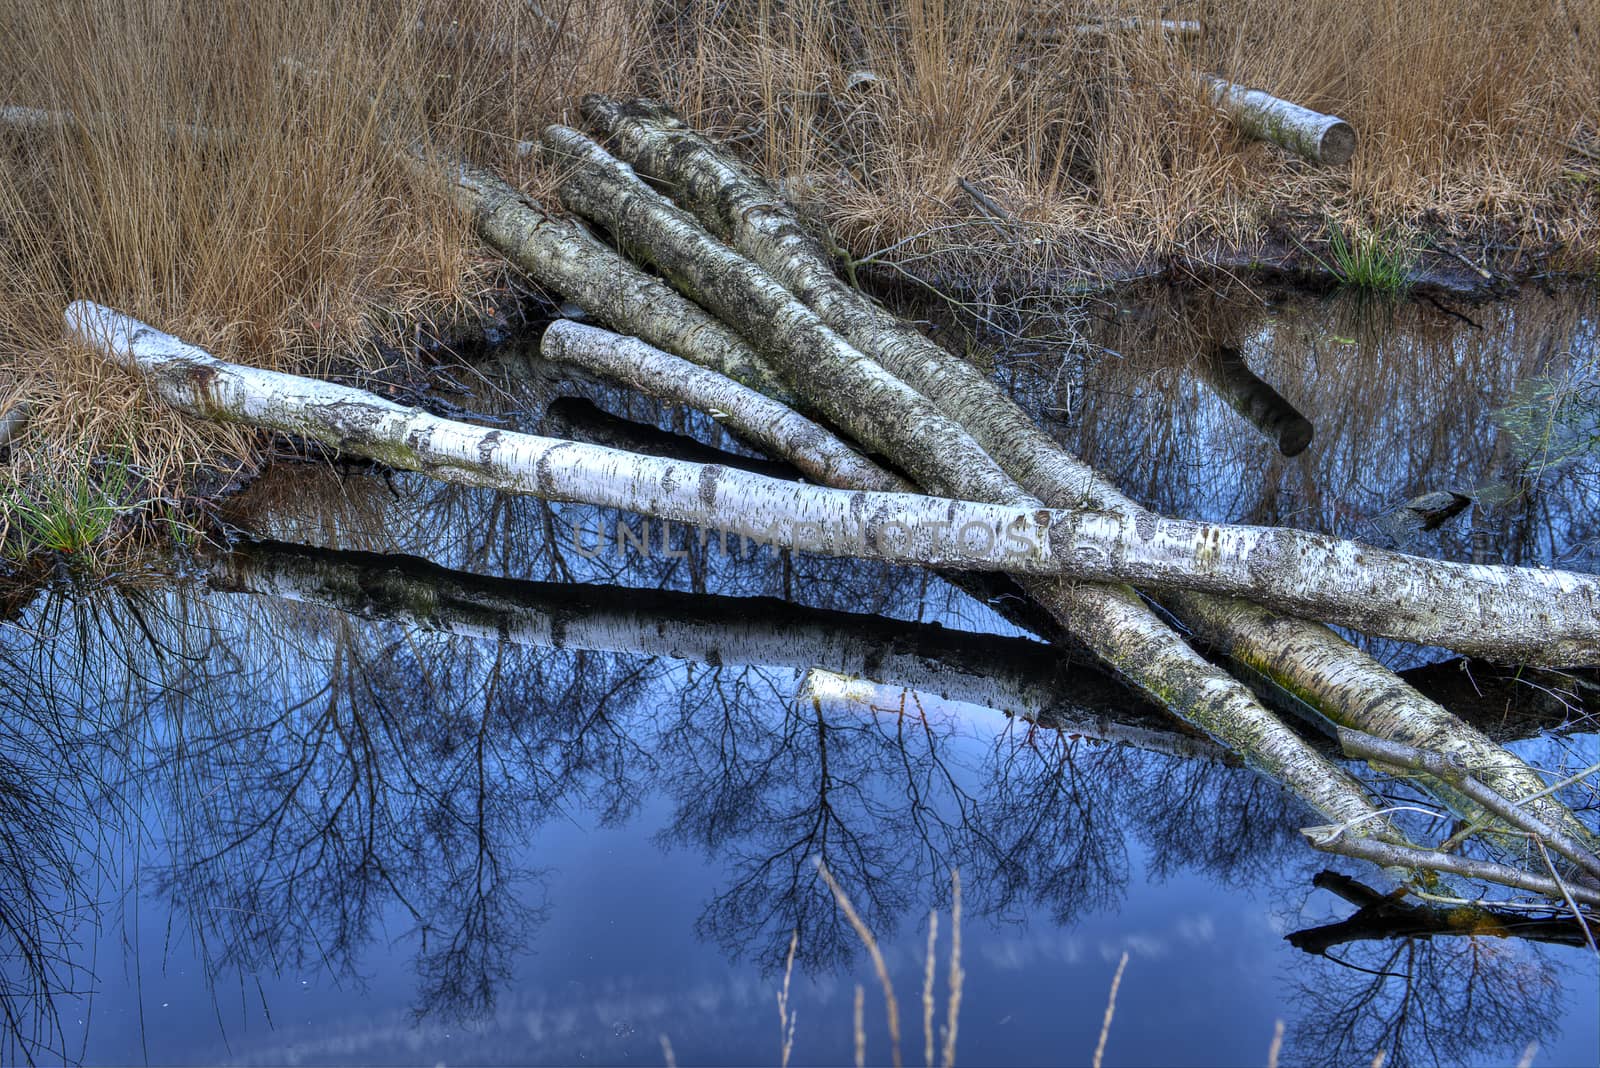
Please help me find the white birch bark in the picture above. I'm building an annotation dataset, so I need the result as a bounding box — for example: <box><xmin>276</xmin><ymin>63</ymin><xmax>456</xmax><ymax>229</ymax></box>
<box><xmin>540</xmin><ymin>125</ymin><xmax>1029</xmax><ymax>507</ymax></box>
<box><xmin>575</xmin><ymin>96</ymin><xmax>1596</xmax><ymax>848</ymax></box>
<box><xmin>75</xmin><ymin>302</ymin><xmax>1414</xmax><ymax>833</ymax></box>
<box><xmin>541</xmin><ymin>320</ymin><xmax>910</xmax><ymax>492</ymax></box>
<box><xmin>531</xmin><ymin>131</ymin><xmax>1414</xmax><ymax>834</ymax></box>
<box><xmin>1202</xmin><ymin>76</ymin><xmax>1357</xmax><ymax>166</ymax></box>
<box><xmin>0</xmin><ymin>104</ymin><xmax>234</xmax><ymax>144</ymax></box>
<box><xmin>428</xmin><ymin>157</ymin><xmax>797</xmax><ymax>404</ymax></box>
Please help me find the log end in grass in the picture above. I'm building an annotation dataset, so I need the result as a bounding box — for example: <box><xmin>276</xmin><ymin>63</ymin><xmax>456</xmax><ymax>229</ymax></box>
<box><xmin>1204</xmin><ymin>76</ymin><xmax>1356</xmax><ymax>166</ymax></box>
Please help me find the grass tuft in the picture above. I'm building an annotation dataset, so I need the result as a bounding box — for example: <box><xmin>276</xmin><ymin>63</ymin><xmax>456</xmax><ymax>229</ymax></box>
<box><xmin>1323</xmin><ymin>222</ymin><xmax>1419</xmax><ymax>292</ymax></box>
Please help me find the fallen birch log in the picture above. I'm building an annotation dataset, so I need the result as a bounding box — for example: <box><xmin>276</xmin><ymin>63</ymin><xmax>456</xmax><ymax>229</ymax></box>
<box><xmin>1338</xmin><ymin>728</ymin><xmax>1600</xmax><ymax>883</ymax></box>
<box><xmin>543</xmin><ymin>125</ymin><xmax>1028</xmax><ymax>506</ymax></box>
<box><xmin>438</xmin><ymin>140</ymin><xmax>1359</xmax><ymax>824</ymax></box>
<box><xmin>1068</xmin><ymin>18</ymin><xmax>1205</xmax><ymax>39</ymax></box>
<box><xmin>0</xmin><ymin>104</ymin><xmax>234</xmax><ymax>146</ymax></box>
<box><xmin>430</xmin><ymin>157</ymin><xmax>797</xmax><ymax>405</ymax></box>
<box><xmin>542</xmin><ymin>320</ymin><xmax>908</xmax><ymax>492</ymax></box>
<box><xmin>75</xmin><ymin>296</ymin><xmax>1600</xmax><ymax>665</ymax></box>
<box><xmin>0</xmin><ymin>401</ymin><xmax>31</xmax><ymax>453</ymax></box>
<box><xmin>575</xmin><ymin>96</ymin><xmax>1596</xmax><ymax>851</ymax></box>
<box><xmin>535</xmin><ymin>127</ymin><xmax>1399</xmax><ymax>835</ymax></box>
<box><xmin>1202</xmin><ymin>76</ymin><xmax>1357</xmax><ymax>165</ymax></box>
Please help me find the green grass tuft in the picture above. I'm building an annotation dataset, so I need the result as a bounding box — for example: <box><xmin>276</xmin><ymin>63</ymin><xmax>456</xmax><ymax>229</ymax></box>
<box><xmin>1323</xmin><ymin>223</ymin><xmax>1419</xmax><ymax>293</ymax></box>
<box><xmin>1</xmin><ymin>451</ymin><xmax>138</xmax><ymax>561</ymax></box>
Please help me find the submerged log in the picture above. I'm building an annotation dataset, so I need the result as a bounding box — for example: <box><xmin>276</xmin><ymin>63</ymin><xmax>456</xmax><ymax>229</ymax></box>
<box><xmin>1194</xmin><ymin>346</ymin><xmax>1314</xmax><ymax>456</ymax></box>
<box><xmin>575</xmin><ymin>96</ymin><xmax>1596</xmax><ymax>850</ymax></box>
<box><xmin>1287</xmin><ymin>870</ymin><xmax>1599</xmax><ymax>954</ymax></box>
<box><xmin>1202</xmin><ymin>77</ymin><xmax>1357</xmax><ymax>166</ymax></box>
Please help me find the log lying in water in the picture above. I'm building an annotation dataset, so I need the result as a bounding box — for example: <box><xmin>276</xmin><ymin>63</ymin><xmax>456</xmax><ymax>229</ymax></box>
<box><xmin>76</xmin><ymin>296</ymin><xmax>1600</xmax><ymax>669</ymax></box>
<box><xmin>573</xmin><ymin>97</ymin><xmax>1596</xmax><ymax>852</ymax></box>
<box><xmin>542</xmin><ymin>320</ymin><xmax>908</xmax><ymax>492</ymax></box>
<box><xmin>1202</xmin><ymin>77</ymin><xmax>1357</xmax><ymax>165</ymax></box>
<box><xmin>536</xmin><ymin>126</ymin><xmax>1365</xmax><ymax>831</ymax></box>
<box><xmin>1302</xmin><ymin>826</ymin><xmax>1600</xmax><ymax>908</ymax></box>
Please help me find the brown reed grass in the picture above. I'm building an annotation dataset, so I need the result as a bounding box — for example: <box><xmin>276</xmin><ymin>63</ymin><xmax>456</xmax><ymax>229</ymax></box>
<box><xmin>1</xmin><ymin>0</ymin><xmax>1595</xmax><ymax>546</ymax></box>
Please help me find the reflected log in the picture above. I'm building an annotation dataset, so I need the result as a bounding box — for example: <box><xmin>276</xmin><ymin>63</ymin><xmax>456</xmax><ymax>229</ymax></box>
<box><xmin>1287</xmin><ymin>870</ymin><xmax>1598</xmax><ymax>954</ymax></box>
<box><xmin>215</xmin><ymin>538</ymin><xmax>1160</xmax><ymax>731</ymax></box>
<box><xmin>801</xmin><ymin>667</ymin><xmax>1232</xmax><ymax>763</ymax></box>
<box><xmin>1195</xmin><ymin>346</ymin><xmax>1314</xmax><ymax>456</ymax></box>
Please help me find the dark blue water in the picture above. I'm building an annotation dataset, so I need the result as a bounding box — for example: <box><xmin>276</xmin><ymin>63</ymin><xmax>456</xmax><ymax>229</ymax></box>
<box><xmin>2</xmin><ymin>287</ymin><xmax>1598</xmax><ymax>1066</ymax></box>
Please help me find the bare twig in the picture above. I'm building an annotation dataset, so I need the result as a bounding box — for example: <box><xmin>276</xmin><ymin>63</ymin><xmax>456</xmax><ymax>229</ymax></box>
<box><xmin>1301</xmin><ymin>826</ymin><xmax>1600</xmax><ymax>908</ymax></box>
<box><xmin>1338</xmin><ymin>728</ymin><xmax>1600</xmax><ymax>881</ymax></box>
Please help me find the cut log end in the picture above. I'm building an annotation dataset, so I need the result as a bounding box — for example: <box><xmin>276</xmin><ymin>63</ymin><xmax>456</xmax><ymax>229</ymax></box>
<box><xmin>1319</xmin><ymin>121</ymin><xmax>1358</xmax><ymax>166</ymax></box>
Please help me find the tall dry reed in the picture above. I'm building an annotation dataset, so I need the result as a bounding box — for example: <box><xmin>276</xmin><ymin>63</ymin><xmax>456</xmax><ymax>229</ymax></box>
<box><xmin>1</xmin><ymin>0</ymin><xmax>1595</xmax><ymax>517</ymax></box>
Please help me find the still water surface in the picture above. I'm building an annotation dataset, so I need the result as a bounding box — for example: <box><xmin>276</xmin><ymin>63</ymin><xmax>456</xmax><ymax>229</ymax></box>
<box><xmin>2</xmin><ymin>287</ymin><xmax>1597</xmax><ymax>1065</ymax></box>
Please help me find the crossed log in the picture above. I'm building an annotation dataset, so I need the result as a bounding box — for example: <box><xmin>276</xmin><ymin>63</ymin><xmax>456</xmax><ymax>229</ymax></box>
<box><xmin>66</xmin><ymin>97</ymin><xmax>1599</xmax><ymax>908</ymax></box>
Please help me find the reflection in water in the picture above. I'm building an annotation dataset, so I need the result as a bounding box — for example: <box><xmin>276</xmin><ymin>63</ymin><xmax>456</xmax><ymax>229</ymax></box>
<box><xmin>1284</xmin><ymin>871</ymin><xmax>1583</xmax><ymax>1068</ymax></box>
<box><xmin>0</xmin><ymin>287</ymin><xmax>1597</xmax><ymax>1065</ymax></box>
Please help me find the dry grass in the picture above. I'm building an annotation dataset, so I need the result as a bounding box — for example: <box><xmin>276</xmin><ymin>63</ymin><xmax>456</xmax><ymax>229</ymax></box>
<box><xmin>1</xmin><ymin>0</ymin><xmax>1596</xmax><ymax>556</ymax></box>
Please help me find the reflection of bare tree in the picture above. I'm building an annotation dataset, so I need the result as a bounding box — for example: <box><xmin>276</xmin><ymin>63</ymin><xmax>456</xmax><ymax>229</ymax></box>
<box><xmin>0</xmin><ymin>542</ymin><xmax>1591</xmax><ymax>1065</ymax></box>
<box><xmin>1284</xmin><ymin>870</ymin><xmax>1569</xmax><ymax>1068</ymax></box>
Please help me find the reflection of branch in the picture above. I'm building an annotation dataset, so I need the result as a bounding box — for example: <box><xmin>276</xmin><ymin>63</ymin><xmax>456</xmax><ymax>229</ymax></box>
<box><xmin>1288</xmin><ymin>870</ymin><xmax>1599</xmax><ymax>956</ymax></box>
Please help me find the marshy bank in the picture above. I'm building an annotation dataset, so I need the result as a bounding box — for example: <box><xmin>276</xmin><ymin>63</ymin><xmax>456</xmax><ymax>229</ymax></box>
<box><xmin>2</xmin><ymin>2</ymin><xmax>1600</xmax><ymax>1065</ymax></box>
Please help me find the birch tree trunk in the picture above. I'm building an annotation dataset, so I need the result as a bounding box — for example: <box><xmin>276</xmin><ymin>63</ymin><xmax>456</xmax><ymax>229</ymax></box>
<box><xmin>574</xmin><ymin>96</ymin><xmax>1597</xmax><ymax>848</ymax></box>
<box><xmin>1202</xmin><ymin>77</ymin><xmax>1357</xmax><ymax>166</ymax></box>
<box><xmin>532</xmin><ymin>130</ymin><xmax>1421</xmax><ymax>834</ymax></box>
<box><xmin>542</xmin><ymin>320</ymin><xmax>909</xmax><ymax>492</ymax></box>
<box><xmin>71</xmin><ymin>301</ymin><xmax>1400</xmax><ymax>837</ymax></box>
<box><xmin>431</xmin><ymin>157</ymin><xmax>796</xmax><ymax>405</ymax></box>
<box><xmin>541</xmin><ymin>125</ymin><xmax>1027</xmax><ymax>507</ymax></box>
